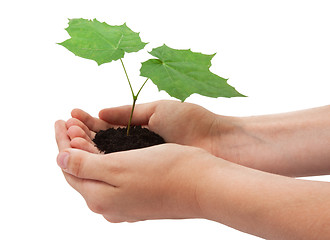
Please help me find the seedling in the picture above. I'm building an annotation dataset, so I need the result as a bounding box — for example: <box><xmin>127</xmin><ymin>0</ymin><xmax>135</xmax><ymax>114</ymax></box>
<box><xmin>58</xmin><ymin>18</ymin><xmax>245</xmax><ymax>135</ymax></box>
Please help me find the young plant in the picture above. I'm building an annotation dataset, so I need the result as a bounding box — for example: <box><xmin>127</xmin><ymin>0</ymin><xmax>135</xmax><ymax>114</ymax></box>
<box><xmin>58</xmin><ymin>18</ymin><xmax>245</xmax><ymax>135</ymax></box>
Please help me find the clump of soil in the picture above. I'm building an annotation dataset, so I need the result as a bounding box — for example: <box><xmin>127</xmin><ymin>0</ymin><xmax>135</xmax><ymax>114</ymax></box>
<box><xmin>93</xmin><ymin>126</ymin><xmax>165</xmax><ymax>154</ymax></box>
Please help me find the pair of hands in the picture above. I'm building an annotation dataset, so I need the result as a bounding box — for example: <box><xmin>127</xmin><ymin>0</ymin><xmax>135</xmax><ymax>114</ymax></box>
<box><xmin>55</xmin><ymin>101</ymin><xmax>330</xmax><ymax>238</ymax></box>
<box><xmin>55</xmin><ymin>100</ymin><xmax>233</xmax><ymax>222</ymax></box>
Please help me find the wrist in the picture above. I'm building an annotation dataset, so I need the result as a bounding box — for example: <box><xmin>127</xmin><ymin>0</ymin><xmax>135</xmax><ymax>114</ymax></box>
<box><xmin>175</xmin><ymin>148</ymin><xmax>233</xmax><ymax>219</ymax></box>
<box><xmin>211</xmin><ymin>114</ymin><xmax>291</xmax><ymax>174</ymax></box>
<box><xmin>195</xmin><ymin>159</ymin><xmax>283</xmax><ymax>237</ymax></box>
<box><xmin>194</xmin><ymin>159</ymin><xmax>247</xmax><ymax>224</ymax></box>
<box><xmin>210</xmin><ymin>114</ymin><xmax>252</xmax><ymax>162</ymax></box>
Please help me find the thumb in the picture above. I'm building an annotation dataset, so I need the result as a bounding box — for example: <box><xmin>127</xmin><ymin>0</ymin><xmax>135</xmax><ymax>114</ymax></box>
<box><xmin>57</xmin><ymin>149</ymin><xmax>112</xmax><ymax>183</ymax></box>
<box><xmin>99</xmin><ymin>101</ymin><xmax>157</xmax><ymax>126</ymax></box>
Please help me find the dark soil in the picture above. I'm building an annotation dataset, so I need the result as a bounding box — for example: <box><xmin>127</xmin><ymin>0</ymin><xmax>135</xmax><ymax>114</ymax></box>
<box><xmin>93</xmin><ymin>126</ymin><xmax>165</xmax><ymax>154</ymax></box>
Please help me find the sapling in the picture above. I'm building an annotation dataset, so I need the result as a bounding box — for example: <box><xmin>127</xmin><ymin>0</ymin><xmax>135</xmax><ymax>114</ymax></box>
<box><xmin>58</xmin><ymin>18</ymin><xmax>245</xmax><ymax>139</ymax></box>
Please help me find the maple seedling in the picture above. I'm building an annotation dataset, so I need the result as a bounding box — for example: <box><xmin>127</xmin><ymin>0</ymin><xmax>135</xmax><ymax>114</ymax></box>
<box><xmin>58</xmin><ymin>18</ymin><xmax>245</xmax><ymax>135</ymax></box>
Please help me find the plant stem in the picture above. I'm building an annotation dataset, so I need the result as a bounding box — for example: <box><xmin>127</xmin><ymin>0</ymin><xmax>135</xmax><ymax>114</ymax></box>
<box><xmin>119</xmin><ymin>58</ymin><xmax>149</xmax><ymax>136</ymax></box>
<box><xmin>136</xmin><ymin>78</ymin><xmax>149</xmax><ymax>98</ymax></box>
<box><xmin>126</xmin><ymin>78</ymin><xmax>149</xmax><ymax>135</ymax></box>
<box><xmin>120</xmin><ymin>58</ymin><xmax>135</xmax><ymax>98</ymax></box>
<box><xmin>126</xmin><ymin>96</ymin><xmax>137</xmax><ymax>136</ymax></box>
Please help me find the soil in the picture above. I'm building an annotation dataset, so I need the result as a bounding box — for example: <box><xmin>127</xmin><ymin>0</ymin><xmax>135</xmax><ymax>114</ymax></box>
<box><xmin>93</xmin><ymin>126</ymin><xmax>165</xmax><ymax>154</ymax></box>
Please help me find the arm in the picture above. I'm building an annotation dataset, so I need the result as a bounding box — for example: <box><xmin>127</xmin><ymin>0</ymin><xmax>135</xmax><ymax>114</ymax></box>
<box><xmin>213</xmin><ymin>105</ymin><xmax>330</xmax><ymax>176</ymax></box>
<box><xmin>198</xmin><ymin>159</ymin><xmax>330</xmax><ymax>239</ymax></box>
<box><xmin>55</xmin><ymin>119</ymin><xmax>330</xmax><ymax>239</ymax></box>
<box><xmin>66</xmin><ymin>101</ymin><xmax>330</xmax><ymax>176</ymax></box>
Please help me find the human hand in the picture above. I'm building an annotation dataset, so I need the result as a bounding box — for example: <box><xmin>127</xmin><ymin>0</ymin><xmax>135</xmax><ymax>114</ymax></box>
<box><xmin>66</xmin><ymin>100</ymin><xmax>330</xmax><ymax>177</ymax></box>
<box><xmin>55</xmin><ymin>118</ymin><xmax>330</xmax><ymax>239</ymax></box>
<box><xmin>66</xmin><ymin>100</ymin><xmax>242</xmax><ymax>157</ymax></box>
<box><xmin>55</xmin><ymin>120</ymin><xmax>220</xmax><ymax>222</ymax></box>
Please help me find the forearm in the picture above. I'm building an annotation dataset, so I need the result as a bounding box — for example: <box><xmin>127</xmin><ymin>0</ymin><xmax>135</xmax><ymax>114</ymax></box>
<box><xmin>197</xmin><ymin>159</ymin><xmax>330</xmax><ymax>239</ymax></box>
<box><xmin>215</xmin><ymin>105</ymin><xmax>330</xmax><ymax>176</ymax></box>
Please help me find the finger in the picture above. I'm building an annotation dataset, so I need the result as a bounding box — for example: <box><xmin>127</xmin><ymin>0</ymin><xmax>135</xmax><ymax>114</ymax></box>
<box><xmin>67</xmin><ymin>125</ymin><xmax>94</xmax><ymax>144</ymax></box>
<box><xmin>56</xmin><ymin>149</ymin><xmax>119</xmax><ymax>186</ymax></box>
<box><xmin>55</xmin><ymin>120</ymin><xmax>71</xmax><ymax>151</ymax></box>
<box><xmin>70</xmin><ymin>137</ymin><xmax>100</xmax><ymax>154</ymax></box>
<box><xmin>66</xmin><ymin>118</ymin><xmax>94</xmax><ymax>139</ymax></box>
<box><xmin>99</xmin><ymin>101</ymin><xmax>158</xmax><ymax>126</ymax></box>
<box><xmin>71</xmin><ymin>108</ymin><xmax>112</xmax><ymax>132</ymax></box>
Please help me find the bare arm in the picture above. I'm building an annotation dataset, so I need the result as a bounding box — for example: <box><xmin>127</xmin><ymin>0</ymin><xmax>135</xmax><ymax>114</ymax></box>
<box><xmin>197</xmin><ymin>159</ymin><xmax>330</xmax><ymax>239</ymax></box>
<box><xmin>56</xmin><ymin>109</ymin><xmax>330</xmax><ymax>239</ymax></box>
<box><xmin>65</xmin><ymin>101</ymin><xmax>330</xmax><ymax>177</ymax></box>
<box><xmin>214</xmin><ymin>105</ymin><xmax>330</xmax><ymax>176</ymax></box>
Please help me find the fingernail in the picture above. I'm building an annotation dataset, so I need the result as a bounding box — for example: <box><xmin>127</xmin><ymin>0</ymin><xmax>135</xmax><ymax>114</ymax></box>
<box><xmin>57</xmin><ymin>152</ymin><xmax>69</xmax><ymax>169</ymax></box>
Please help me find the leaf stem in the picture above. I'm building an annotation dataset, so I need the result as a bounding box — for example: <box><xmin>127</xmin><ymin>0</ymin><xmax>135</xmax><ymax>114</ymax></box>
<box><xmin>119</xmin><ymin>58</ymin><xmax>149</xmax><ymax>136</ymax></box>
<box><xmin>136</xmin><ymin>78</ymin><xmax>149</xmax><ymax>98</ymax></box>
<box><xmin>120</xmin><ymin>58</ymin><xmax>135</xmax><ymax>98</ymax></box>
<box><xmin>126</xmin><ymin>78</ymin><xmax>149</xmax><ymax>136</ymax></box>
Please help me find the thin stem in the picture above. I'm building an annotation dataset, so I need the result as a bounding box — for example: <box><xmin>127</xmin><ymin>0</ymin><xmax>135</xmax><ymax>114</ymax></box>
<box><xmin>127</xmin><ymin>97</ymin><xmax>137</xmax><ymax>136</ymax></box>
<box><xmin>120</xmin><ymin>58</ymin><xmax>135</xmax><ymax>97</ymax></box>
<box><xmin>126</xmin><ymin>78</ymin><xmax>149</xmax><ymax>136</ymax></box>
<box><xmin>136</xmin><ymin>78</ymin><xmax>149</xmax><ymax>98</ymax></box>
<box><xmin>119</xmin><ymin>59</ymin><xmax>149</xmax><ymax>136</ymax></box>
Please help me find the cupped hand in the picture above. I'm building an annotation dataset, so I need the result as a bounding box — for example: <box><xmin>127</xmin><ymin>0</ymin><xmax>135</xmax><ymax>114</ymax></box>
<box><xmin>55</xmin><ymin>120</ymin><xmax>221</xmax><ymax>222</ymax></box>
<box><xmin>66</xmin><ymin>100</ymin><xmax>239</xmax><ymax>157</ymax></box>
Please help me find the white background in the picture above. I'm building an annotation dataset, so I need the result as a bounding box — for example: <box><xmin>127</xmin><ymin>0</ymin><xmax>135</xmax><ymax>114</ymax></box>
<box><xmin>1</xmin><ymin>0</ymin><xmax>329</xmax><ymax>239</ymax></box>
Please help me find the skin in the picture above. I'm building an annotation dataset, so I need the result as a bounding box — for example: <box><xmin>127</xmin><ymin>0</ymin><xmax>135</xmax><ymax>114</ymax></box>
<box><xmin>55</xmin><ymin>100</ymin><xmax>330</xmax><ymax>239</ymax></box>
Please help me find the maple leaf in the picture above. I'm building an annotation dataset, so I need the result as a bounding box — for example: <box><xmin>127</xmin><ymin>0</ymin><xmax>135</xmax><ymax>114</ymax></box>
<box><xmin>140</xmin><ymin>45</ymin><xmax>245</xmax><ymax>101</ymax></box>
<box><xmin>58</xmin><ymin>18</ymin><xmax>147</xmax><ymax>65</ymax></box>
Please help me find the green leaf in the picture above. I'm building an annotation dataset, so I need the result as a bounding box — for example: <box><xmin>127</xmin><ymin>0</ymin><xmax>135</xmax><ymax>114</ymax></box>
<box><xmin>58</xmin><ymin>18</ymin><xmax>147</xmax><ymax>65</ymax></box>
<box><xmin>140</xmin><ymin>45</ymin><xmax>246</xmax><ymax>101</ymax></box>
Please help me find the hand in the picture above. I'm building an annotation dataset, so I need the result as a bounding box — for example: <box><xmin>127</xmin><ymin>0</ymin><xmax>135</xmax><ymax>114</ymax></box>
<box><xmin>55</xmin><ymin>119</ymin><xmax>330</xmax><ymax>239</ymax></box>
<box><xmin>65</xmin><ymin>100</ymin><xmax>242</xmax><ymax>157</ymax></box>
<box><xmin>64</xmin><ymin>100</ymin><xmax>260</xmax><ymax>173</ymax></box>
<box><xmin>66</xmin><ymin>100</ymin><xmax>330</xmax><ymax>177</ymax></box>
<box><xmin>55</xmin><ymin>120</ymin><xmax>220</xmax><ymax>223</ymax></box>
